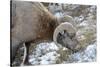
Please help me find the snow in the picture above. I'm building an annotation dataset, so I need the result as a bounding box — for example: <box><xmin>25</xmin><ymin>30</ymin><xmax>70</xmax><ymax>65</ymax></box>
<box><xmin>29</xmin><ymin>42</ymin><xmax>59</xmax><ymax>65</ymax></box>
<box><xmin>65</xmin><ymin>42</ymin><xmax>96</xmax><ymax>63</ymax></box>
<box><xmin>29</xmin><ymin>42</ymin><xmax>96</xmax><ymax>65</ymax></box>
<box><xmin>79</xmin><ymin>21</ymin><xmax>88</xmax><ymax>27</ymax></box>
<box><xmin>54</xmin><ymin>12</ymin><xmax>63</xmax><ymax>18</ymax></box>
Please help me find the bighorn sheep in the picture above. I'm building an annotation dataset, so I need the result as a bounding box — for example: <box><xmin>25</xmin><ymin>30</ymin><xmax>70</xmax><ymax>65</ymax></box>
<box><xmin>11</xmin><ymin>1</ymin><xmax>78</xmax><ymax>65</ymax></box>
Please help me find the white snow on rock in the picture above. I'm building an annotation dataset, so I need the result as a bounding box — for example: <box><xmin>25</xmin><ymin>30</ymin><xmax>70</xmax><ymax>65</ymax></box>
<box><xmin>29</xmin><ymin>41</ymin><xmax>96</xmax><ymax>65</ymax></box>
<box><xmin>64</xmin><ymin>42</ymin><xmax>96</xmax><ymax>63</ymax></box>
<box><xmin>83</xmin><ymin>42</ymin><xmax>96</xmax><ymax>62</ymax></box>
<box><xmin>54</xmin><ymin>12</ymin><xmax>63</xmax><ymax>18</ymax></box>
<box><xmin>29</xmin><ymin>42</ymin><xmax>59</xmax><ymax>65</ymax></box>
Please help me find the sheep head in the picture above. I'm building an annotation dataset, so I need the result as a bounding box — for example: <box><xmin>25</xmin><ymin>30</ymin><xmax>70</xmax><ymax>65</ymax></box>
<box><xmin>53</xmin><ymin>22</ymin><xmax>79</xmax><ymax>51</ymax></box>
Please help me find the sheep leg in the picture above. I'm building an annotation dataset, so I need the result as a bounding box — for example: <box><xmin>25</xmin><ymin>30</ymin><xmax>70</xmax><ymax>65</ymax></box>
<box><xmin>24</xmin><ymin>42</ymin><xmax>31</xmax><ymax>65</ymax></box>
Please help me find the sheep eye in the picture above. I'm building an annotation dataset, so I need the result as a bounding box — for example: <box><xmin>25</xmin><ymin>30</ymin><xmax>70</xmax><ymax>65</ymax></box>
<box><xmin>58</xmin><ymin>32</ymin><xmax>65</xmax><ymax>39</ymax></box>
<box><xmin>59</xmin><ymin>30</ymin><xmax>66</xmax><ymax>36</ymax></box>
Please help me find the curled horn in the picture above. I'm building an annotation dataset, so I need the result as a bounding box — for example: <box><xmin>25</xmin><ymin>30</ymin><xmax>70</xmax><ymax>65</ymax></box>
<box><xmin>53</xmin><ymin>22</ymin><xmax>76</xmax><ymax>47</ymax></box>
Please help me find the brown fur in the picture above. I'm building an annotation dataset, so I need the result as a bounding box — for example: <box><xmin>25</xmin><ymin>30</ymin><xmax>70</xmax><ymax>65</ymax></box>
<box><xmin>11</xmin><ymin>1</ymin><xmax>58</xmax><ymax>65</ymax></box>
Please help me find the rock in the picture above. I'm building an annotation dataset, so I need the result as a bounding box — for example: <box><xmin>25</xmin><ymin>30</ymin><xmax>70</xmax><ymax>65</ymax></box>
<box><xmin>65</xmin><ymin>42</ymin><xmax>96</xmax><ymax>63</ymax></box>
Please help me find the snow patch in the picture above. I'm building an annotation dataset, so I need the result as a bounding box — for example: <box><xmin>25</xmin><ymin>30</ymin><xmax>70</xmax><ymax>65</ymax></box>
<box><xmin>66</xmin><ymin>42</ymin><xmax>96</xmax><ymax>63</ymax></box>
<box><xmin>29</xmin><ymin>42</ymin><xmax>59</xmax><ymax>65</ymax></box>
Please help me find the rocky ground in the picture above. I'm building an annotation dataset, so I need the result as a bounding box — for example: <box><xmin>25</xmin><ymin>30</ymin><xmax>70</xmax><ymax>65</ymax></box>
<box><xmin>12</xmin><ymin>3</ymin><xmax>97</xmax><ymax>66</ymax></box>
